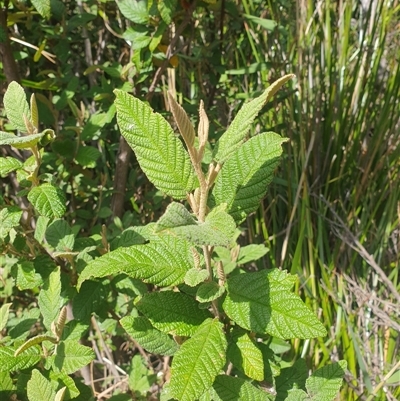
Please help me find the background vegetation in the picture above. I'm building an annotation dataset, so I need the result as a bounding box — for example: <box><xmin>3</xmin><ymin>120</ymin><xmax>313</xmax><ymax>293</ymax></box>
<box><xmin>1</xmin><ymin>0</ymin><xmax>399</xmax><ymax>399</ymax></box>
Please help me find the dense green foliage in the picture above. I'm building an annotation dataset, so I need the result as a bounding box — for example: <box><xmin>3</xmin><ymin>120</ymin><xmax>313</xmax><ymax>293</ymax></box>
<box><xmin>1</xmin><ymin>0</ymin><xmax>399</xmax><ymax>400</ymax></box>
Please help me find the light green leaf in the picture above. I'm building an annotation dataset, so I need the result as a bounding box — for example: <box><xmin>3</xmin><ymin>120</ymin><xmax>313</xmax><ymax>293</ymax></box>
<box><xmin>27</xmin><ymin>369</ymin><xmax>56</xmax><ymax>401</ymax></box>
<box><xmin>116</xmin><ymin>0</ymin><xmax>149</xmax><ymax>24</ymax></box>
<box><xmin>45</xmin><ymin>219</ymin><xmax>75</xmax><ymax>251</ymax></box>
<box><xmin>114</xmin><ymin>89</ymin><xmax>198</xmax><ymax>199</ymax></box>
<box><xmin>34</xmin><ymin>215</ymin><xmax>50</xmax><ymax>243</ymax></box>
<box><xmin>184</xmin><ymin>268</ymin><xmax>209</xmax><ymax>287</ymax></box>
<box><xmin>275</xmin><ymin>358</ymin><xmax>308</xmax><ymax>401</ymax></box>
<box><xmin>0</xmin><ymin>346</ymin><xmax>41</xmax><ymax>372</ymax></box>
<box><xmin>196</xmin><ymin>282</ymin><xmax>225</xmax><ymax>302</ymax></box>
<box><xmin>3</xmin><ymin>81</ymin><xmax>31</xmax><ymax>132</ymax></box>
<box><xmin>306</xmin><ymin>360</ymin><xmax>347</xmax><ymax>401</ymax></box>
<box><xmin>53</xmin><ymin>341</ymin><xmax>95</xmax><ymax>374</ymax></box>
<box><xmin>284</xmin><ymin>389</ymin><xmax>309</xmax><ymax>401</ymax></box>
<box><xmin>55</xmin><ymin>387</ymin><xmax>67</xmax><ymax>401</ymax></box>
<box><xmin>243</xmin><ymin>14</ymin><xmax>277</xmax><ymax>31</ymax></box>
<box><xmin>121</xmin><ymin>316</ymin><xmax>179</xmax><ymax>356</ymax></box>
<box><xmin>212</xmin><ymin>375</ymin><xmax>272</xmax><ymax>400</ymax></box>
<box><xmin>38</xmin><ymin>267</ymin><xmax>62</xmax><ymax>331</ymax></box>
<box><xmin>77</xmin><ymin>236</ymin><xmax>193</xmax><ymax>289</ymax></box>
<box><xmin>0</xmin><ymin>303</ymin><xmax>12</xmax><ymax>331</ymax></box>
<box><xmin>0</xmin><ymin>131</ymin><xmax>47</xmax><ymax>149</ymax></box>
<box><xmin>169</xmin><ymin>319</ymin><xmax>227</xmax><ymax>401</ymax></box>
<box><xmin>223</xmin><ymin>270</ymin><xmax>327</xmax><ymax>339</ymax></box>
<box><xmin>28</xmin><ymin>183</ymin><xmax>66</xmax><ymax>218</ymax></box>
<box><xmin>156</xmin><ymin>203</ymin><xmax>237</xmax><ymax>246</ymax></box>
<box><xmin>0</xmin><ymin>371</ymin><xmax>15</xmax><ymax>396</ymax></box>
<box><xmin>75</xmin><ymin>146</ymin><xmax>101</xmax><ymax>168</ymax></box>
<box><xmin>136</xmin><ymin>291</ymin><xmax>212</xmax><ymax>336</ymax></box>
<box><xmin>49</xmin><ymin>371</ymin><xmax>80</xmax><ymax>399</ymax></box>
<box><xmin>0</xmin><ymin>205</ymin><xmax>22</xmax><ymax>240</ymax></box>
<box><xmin>158</xmin><ymin>0</ymin><xmax>177</xmax><ymax>24</ymax></box>
<box><xmin>31</xmin><ymin>0</ymin><xmax>51</xmax><ymax>18</ymax></box>
<box><xmin>237</xmin><ymin>244</ymin><xmax>269</xmax><ymax>265</ymax></box>
<box><xmin>213</xmin><ymin>74</ymin><xmax>294</xmax><ymax>163</ymax></box>
<box><xmin>12</xmin><ymin>261</ymin><xmax>43</xmax><ymax>290</ymax></box>
<box><xmin>212</xmin><ymin>132</ymin><xmax>288</xmax><ymax>223</ymax></box>
<box><xmin>0</xmin><ymin>156</ymin><xmax>23</xmax><ymax>177</ymax></box>
<box><xmin>228</xmin><ymin>333</ymin><xmax>264</xmax><ymax>381</ymax></box>
<box><xmin>72</xmin><ymin>280</ymin><xmax>107</xmax><ymax>322</ymax></box>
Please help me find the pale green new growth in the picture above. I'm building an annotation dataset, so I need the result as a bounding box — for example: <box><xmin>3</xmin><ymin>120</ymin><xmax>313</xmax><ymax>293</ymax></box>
<box><xmin>3</xmin><ymin>81</ymin><xmax>31</xmax><ymax>133</ymax></box>
<box><xmin>0</xmin><ymin>131</ymin><xmax>47</xmax><ymax>149</ymax></box>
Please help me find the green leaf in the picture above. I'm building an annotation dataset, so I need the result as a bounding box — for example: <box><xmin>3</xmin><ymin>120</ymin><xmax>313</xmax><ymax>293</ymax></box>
<box><xmin>0</xmin><ymin>371</ymin><xmax>15</xmax><ymax>398</ymax></box>
<box><xmin>283</xmin><ymin>389</ymin><xmax>309</xmax><ymax>401</ymax></box>
<box><xmin>0</xmin><ymin>303</ymin><xmax>12</xmax><ymax>331</ymax></box>
<box><xmin>31</xmin><ymin>0</ymin><xmax>51</xmax><ymax>18</ymax></box>
<box><xmin>12</xmin><ymin>261</ymin><xmax>43</xmax><ymax>290</ymax></box>
<box><xmin>38</xmin><ymin>267</ymin><xmax>62</xmax><ymax>331</ymax></box>
<box><xmin>136</xmin><ymin>291</ymin><xmax>212</xmax><ymax>336</ymax></box>
<box><xmin>169</xmin><ymin>319</ymin><xmax>227</xmax><ymax>401</ymax></box>
<box><xmin>227</xmin><ymin>332</ymin><xmax>264</xmax><ymax>381</ymax></box>
<box><xmin>158</xmin><ymin>0</ymin><xmax>177</xmax><ymax>24</ymax></box>
<box><xmin>28</xmin><ymin>183</ymin><xmax>66</xmax><ymax>218</ymax></box>
<box><xmin>75</xmin><ymin>146</ymin><xmax>101</xmax><ymax>168</ymax></box>
<box><xmin>213</xmin><ymin>74</ymin><xmax>294</xmax><ymax>163</ymax></box>
<box><xmin>3</xmin><ymin>81</ymin><xmax>31</xmax><ymax>132</ymax></box>
<box><xmin>0</xmin><ymin>205</ymin><xmax>22</xmax><ymax>240</ymax></box>
<box><xmin>72</xmin><ymin>280</ymin><xmax>107</xmax><ymax>322</ymax></box>
<box><xmin>196</xmin><ymin>282</ymin><xmax>225</xmax><ymax>302</ymax></box>
<box><xmin>116</xmin><ymin>0</ymin><xmax>149</xmax><ymax>24</ymax></box>
<box><xmin>53</xmin><ymin>341</ymin><xmax>95</xmax><ymax>374</ymax></box>
<box><xmin>49</xmin><ymin>371</ymin><xmax>80</xmax><ymax>399</ymax></box>
<box><xmin>237</xmin><ymin>244</ymin><xmax>269</xmax><ymax>265</ymax></box>
<box><xmin>0</xmin><ymin>156</ymin><xmax>23</xmax><ymax>177</ymax></box>
<box><xmin>34</xmin><ymin>215</ymin><xmax>50</xmax><ymax>243</ymax></box>
<box><xmin>77</xmin><ymin>236</ymin><xmax>193</xmax><ymax>289</ymax></box>
<box><xmin>212</xmin><ymin>132</ymin><xmax>288</xmax><ymax>223</ymax></box>
<box><xmin>243</xmin><ymin>14</ymin><xmax>277</xmax><ymax>31</ymax></box>
<box><xmin>121</xmin><ymin>316</ymin><xmax>179</xmax><ymax>356</ymax></box>
<box><xmin>0</xmin><ymin>346</ymin><xmax>41</xmax><ymax>373</ymax></box>
<box><xmin>275</xmin><ymin>358</ymin><xmax>308</xmax><ymax>401</ymax></box>
<box><xmin>27</xmin><ymin>369</ymin><xmax>56</xmax><ymax>401</ymax></box>
<box><xmin>223</xmin><ymin>270</ymin><xmax>327</xmax><ymax>339</ymax></box>
<box><xmin>184</xmin><ymin>268</ymin><xmax>209</xmax><ymax>287</ymax></box>
<box><xmin>114</xmin><ymin>89</ymin><xmax>198</xmax><ymax>199</ymax></box>
<box><xmin>156</xmin><ymin>202</ymin><xmax>237</xmax><ymax>246</ymax></box>
<box><xmin>45</xmin><ymin>219</ymin><xmax>75</xmax><ymax>251</ymax></box>
<box><xmin>0</xmin><ymin>131</ymin><xmax>47</xmax><ymax>149</ymax></box>
<box><xmin>306</xmin><ymin>360</ymin><xmax>347</xmax><ymax>401</ymax></box>
<box><xmin>212</xmin><ymin>374</ymin><xmax>272</xmax><ymax>400</ymax></box>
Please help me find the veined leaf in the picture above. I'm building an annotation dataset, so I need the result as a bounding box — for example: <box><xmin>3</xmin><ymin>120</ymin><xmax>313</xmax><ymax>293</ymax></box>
<box><xmin>77</xmin><ymin>236</ymin><xmax>193</xmax><ymax>289</ymax></box>
<box><xmin>28</xmin><ymin>183</ymin><xmax>66</xmax><ymax>218</ymax></box>
<box><xmin>169</xmin><ymin>319</ymin><xmax>227</xmax><ymax>401</ymax></box>
<box><xmin>0</xmin><ymin>156</ymin><xmax>23</xmax><ymax>177</ymax></box>
<box><xmin>0</xmin><ymin>131</ymin><xmax>46</xmax><ymax>149</ymax></box>
<box><xmin>31</xmin><ymin>0</ymin><xmax>51</xmax><ymax>18</ymax></box>
<box><xmin>0</xmin><ymin>346</ymin><xmax>41</xmax><ymax>373</ymax></box>
<box><xmin>45</xmin><ymin>219</ymin><xmax>75</xmax><ymax>251</ymax></box>
<box><xmin>223</xmin><ymin>269</ymin><xmax>327</xmax><ymax>339</ymax></box>
<box><xmin>213</xmin><ymin>74</ymin><xmax>294</xmax><ymax>163</ymax></box>
<box><xmin>116</xmin><ymin>0</ymin><xmax>149</xmax><ymax>24</ymax></box>
<box><xmin>53</xmin><ymin>341</ymin><xmax>95</xmax><ymax>374</ymax></box>
<box><xmin>237</xmin><ymin>244</ymin><xmax>269</xmax><ymax>265</ymax></box>
<box><xmin>121</xmin><ymin>316</ymin><xmax>179</xmax><ymax>356</ymax></box>
<box><xmin>3</xmin><ymin>81</ymin><xmax>31</xmax><ymax>132</ymax></box>
<box><xmin>114</xmin><ymin>90</ymin><xmax>198</xmax><ymax>199</ymax></box>
<box><xmin>212</xmin><ymin>132</ymin><xmax>288</xmax><ymax>223</ymax></box>
<box><xmin>27</xmin><ymin>369</ymin><xmax>56</xmax><ymax>401</ymax></box>
<box><xmin>38</xmin><ymin>267</ymin><xmax>62</xmax><ymax>331</ymax></box>
<box><xmin>196</xmin><ymin>282</ymin><xmax>225</xmax><ymax>303</ymax></box>
<box><xmin>212</xmin><ymin>375</ymin><xmax>272</xmax><ymax>401</ymax></box>
<box><xmin>0</xmin><ymin>205</ymin><xmax>22</xmax><ymax>240</ymax></box>
<box><xmin>275</xmin><ymin>357</ymin><xmax>308</xmax><ymax>401</ymax></box>
<box><xmin>155</xmin><ymin>202</ymin><xmax>237</xmax><ymax>246</ymax></box>
<box><xmin>0</xmin><ymin>303</ymin><xmax>12</xmax><ymax>331</ymax></box>
<box><xmin>136</xmin><ymin>291</ymin><xmax>212</xmax><ymax>336</ymax></box>
<box><xmin>306</xmin><ymin>361</ymin><xmax>347</xmax><ymax>400</ymax></box>
<box><xmin>228</xmin><ymin>332</ymin><xmax>264</xmax><ymax>381</ymax></box>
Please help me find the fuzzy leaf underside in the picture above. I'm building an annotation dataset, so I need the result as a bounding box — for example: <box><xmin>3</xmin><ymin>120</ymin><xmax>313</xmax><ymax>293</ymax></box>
<box><xmin>212</xmin><ymin>375</ymin><xmax>272</xmax><ymax>400</ymax></box>
<box><xmin>223</xmin><ymin>269</ymin><xmax>327</xmax><ymax>339</ymax></box>
<box><xmin>114</xmin><ymin>90</ymin><xmax>198</xmax><ymax>199</ymax></box>
<box><xmin>77</xmin><ymin>236</ymin><xmax>193</xmax><ymax>289</ymax></box>
<box><xmin>156</xmin><ymin>202</ymin><xmax>237</xmax><ymax>246</ymax></box>
<box><xmin>213</xmin><ymin>74</ymin><xmax>294</xmax><ymax>163</ymax></box>
<box><xmin>169</xmin><ymin>319</ymin><xmax>227</xmax><ymax>401</ymax></box>
<box><xmin>3</xmin><ymin>81</ymin><xmax>31</xmax><ymax>133</ymax></box>
<box><xmin>0</xmin><ymin>157</ymin><xmax>23</xmax><ymax>177</ymax></box>
<box><xmin>121</xmin><ymin>316</ymin><xmax>179</xmax><ymax>356</ymax></box>
<box><xmin>0</xmin><ymin>131</ymin><xmax>46</xmax><ymax>149</ymax></box>
<box><xmin>136</xmin><ymin>291</ymin><xmax>212</xmax><ymax>336</ymax></box>
<box><xmin>212</xmin><ymin>132</ymin><xmax>288</xmax><ymax>223</ymax></box>
<box><xmin>27</xmin><ymin>184</ymin><xmax>67</xmax><ymax>218</ymax></box>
